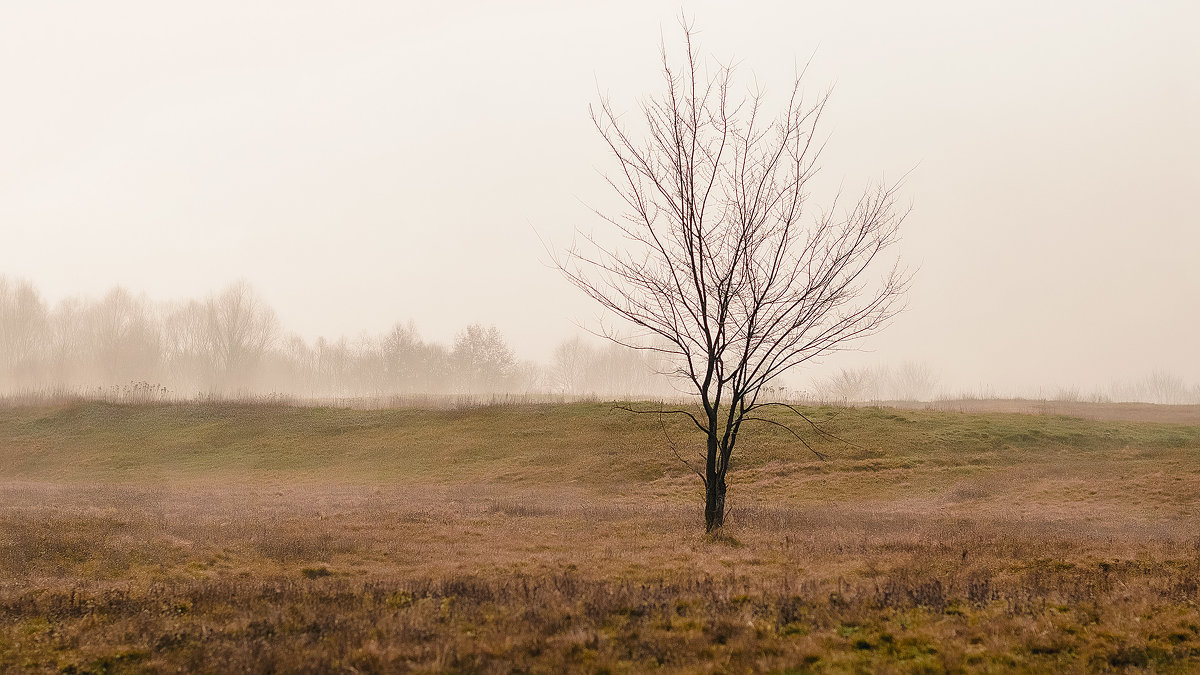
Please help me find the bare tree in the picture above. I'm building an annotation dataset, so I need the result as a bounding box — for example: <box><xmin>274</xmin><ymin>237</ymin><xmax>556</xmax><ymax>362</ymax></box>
<box><xmin>557</xmin><ymin>23</ymin><xmax>910</xmax><ymax>531</ymax></box>
<box><xmin>0</xmin><ymin>276</ymin><xmax>48</xmax><ymax>391</ymax></box>
<box><xmin>86</xmin><ymin>287</ymin><xmax>163</xmax><ymax>385</ymax></box>
<box><xmin>452</xmin><ymin>324</ymin><xmax>517</xmax><ymax>394</ymax></box>
<box><xmin>889</xmin><ymin>361</ymin><xmax>938</xmax><ymax>401</ymax></box>
<box><xmin>1141</xmin><ymin>370</ymin><xmax>1188</xmax><ymax>405</ymax></box>
<box><xmin>162</xmin><ymin>300</ymin><xmax>210</xmax><ymax>392</ymax></box>
<box><xmin>164</xmin><ymin>281</ymin><xmax>279</xmax><ymax>394</ymax></box>
<box><xmin>46</xmin><ymin>297</ymin><xmax>87</xmax><ymax>389</ymax></box>
<box><xmin>817</xmin><ymin>366</ymin><xmax>879</xmax><ymax>403</ymax></box>
<box><xmin>204</xmin><ymin>282</ymin><xmax>279</xmax><ymax>393</ymax></box>
<box><xmin>552</xmin><ymin>336</ymin><xmax>592</xmax><ymax>395</ymax></box>
<box><xmin>379</xmin><ymin>322</ymin><xmax>451</xmax><ymax>394</ymax></box>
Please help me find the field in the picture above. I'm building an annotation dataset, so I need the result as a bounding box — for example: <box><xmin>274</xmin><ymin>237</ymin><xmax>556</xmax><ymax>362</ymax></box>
<box><xmin>2</xmin><ymin>400</ymin><xmax>1200</xmax><ymax>673</ymax></box>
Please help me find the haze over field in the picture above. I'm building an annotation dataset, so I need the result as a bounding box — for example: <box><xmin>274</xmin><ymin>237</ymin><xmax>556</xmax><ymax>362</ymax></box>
<box><xmin>5</xmin><ymin>7</ymin><xmax>1200</xmax><ymax>669</ymax></box>
<box><xmin>2</xmin><ymin>1</ymin><xmax>1197</xmax><ymax>396</ymax></box>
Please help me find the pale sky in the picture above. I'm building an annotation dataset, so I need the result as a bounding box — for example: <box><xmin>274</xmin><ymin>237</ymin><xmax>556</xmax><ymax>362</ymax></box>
<box><xmin>2</xmin><ymin>1</ymin><xmax>1197</xmax><ymax>394</ymax></box>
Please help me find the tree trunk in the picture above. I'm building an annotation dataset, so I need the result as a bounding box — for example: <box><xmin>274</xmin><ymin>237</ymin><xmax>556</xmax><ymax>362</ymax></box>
<box><xmin>700</xmin><ymin>427</ymin><xmax>720</xmax><ymax>528</ymax></box>
<box><xmin>704</xmin><ymin>473</ymin><xmax>727</xmax><ymax>533</ymax></box>
<box><xmin>703</xmin><ymin>430</ymin><xmax>725</xmax><ymax>532</ymax></box>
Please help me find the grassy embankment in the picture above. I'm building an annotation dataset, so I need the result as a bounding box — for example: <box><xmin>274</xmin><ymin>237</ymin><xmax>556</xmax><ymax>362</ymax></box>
<box><xmin>1</xmin><ymin>400</ymin><xmax>1199</xmax><ymax>672</ymax></box>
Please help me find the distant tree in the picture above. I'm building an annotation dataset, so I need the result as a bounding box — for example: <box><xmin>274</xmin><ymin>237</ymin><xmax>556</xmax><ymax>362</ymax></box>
<box><xmin>269</xmin><ymin>334</ymin><xmax>317</xmax><ymax>394</ymax></box>
<box><xmin>557</xmin><ymin>23</ymin><xmax>909</xmax><ymax>531</ymax></box>
<box><xmin>205</xmin><ymin>282</ymin><xmax>279</xmax><ymax>392</ymax></box>
<box><xmin>1141</xmin><ymin>370</ymin><xmax>1188</xmax><ymax>405</ymax></box>
<box><xmin>888</xmin><ymin>361</ymin><xmax>938</xmax><ymax>401</ymax></box>
<box><xmin>814</xmin><ymin>360</ymin><xmax>938</xmax><ymax>403</ymax></box>
<box><xmin>0</xmin><ymin>277</ymin><xmax>48</xmax><ymax>390</ymax></box>
<box><xmin>166</xmin><ymin>281</ymin><xmax>279</xmax><ymax>394</ymax></box>
<box><xmin>817</xmin><ymin>367</ymin><xmax>878</xmax><ymax>403</ymax></box>
<box><xmin>513</xmin><ymin>359</ymin><xmax>549</xmax><ymax>393</ymax></box>
<box><xmin>1109</xmin><ymin>371</ymin><xmax>1194</xmax><ymax>405</ymax></box>
<box><xmin>593</xmin><ymin>341</ymin><xmax>671</xmax><ymax>397</ymax></box>
<box><xmin>376</xmin><ymin>322</ymin><xmax>440</xmax><ymax>394</ymax></box>
<box><xmin>314</xmin><ymin>336</ymin><xmax>353</xmax><ymax>395</ymax></box>
<box><xmin>453</xmin><ymin>324</ymin><xmax>516</xmax><ymax>393</ymax></box>
<box><xmin>162</xmin><ymin>300</ymin><xmax>208</xmax><ymax>391</ymax></box>
<box><xmin>378</xmin><ymin>323</ymin><xmax>417</xmax><ymax>390</ymax></box>
<box><xmin>45</xmin><ymin>297</ymin><xmax>87</xmax><ymax>389</ymax></box>
<box><xmin>86</xmin><ymin>287</ymin><xmax>163</xmax><ymax>384</ymax></box>
<box><xmin>551</xmin><ymin>336</ymin><xmax>592</xmax><ymax>395</ymax></box>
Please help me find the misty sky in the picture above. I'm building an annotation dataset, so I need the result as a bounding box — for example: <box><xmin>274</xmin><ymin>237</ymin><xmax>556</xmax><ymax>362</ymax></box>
<box><xmin>2</xmin><ymin>1</ymin><xmax>1197</xmax><ymax>394</ymax></box>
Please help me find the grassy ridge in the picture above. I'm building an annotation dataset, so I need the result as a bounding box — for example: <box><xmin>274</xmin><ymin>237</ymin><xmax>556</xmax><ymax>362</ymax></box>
<box><xmin>2</xmin><ymin>400</ymin><xmax>1197</xmax><ymax>485</ymax></box>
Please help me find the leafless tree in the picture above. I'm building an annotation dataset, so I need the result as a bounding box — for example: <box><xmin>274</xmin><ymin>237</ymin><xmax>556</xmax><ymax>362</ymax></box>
<box><xmin>889</xmin><ymin>361</ymin><xmax>938</xmax><ymax>401</ymax></box>
<box><xmin>45</xmin><ymin>297</ymin><xmax>87</xmax><ymax>389</ymax></box>
<box><xmin>0</xmin><ymin>276</ymin><xmax>48</xmax><ymax>390</ymax></box>
<box><xmin>452</xmin><ymin>324</ymin><xmax>517</xmax><ymax>394</ymax></box>
<box><xmin>552</xmin><ymin>336</ymin><xmax>592</xmax><ymax>395</ymax></box>
<box><xmin>86</xmin><ymin>287</ymin><xmax>163</xmax><ymax>384</ymax></box>
<box><xmin>557</xmin><ymin>23</ymin><xmax>910</xmax><ymax>531</ymax></box>
<box><xmin>204</xmin><ymin>282</ymin><xmax>279</xmax><ymax>393</ymax></box>
<box><xmin>1141</xmin><ymin>370</ymin><xmax>1188</xmax><ymax>405</ymax></box>
<box><xmin>817</xmin><ymin>366</ymin><xmax>880</xmax><ymax>403</ymax></box>
<box><xmin>165</xmin><ymin>281</ymin><xmax>279</xmax><ymax>394</ymax></box>
<box><xmin>162</xmin><ymin>300</ymin><xmax>209</xmax><ymax>392</ymax></box>
<box><xmin>379</xmin><ymin>322</ymin><xmax>452</xmax><ymax>394</ymax></box>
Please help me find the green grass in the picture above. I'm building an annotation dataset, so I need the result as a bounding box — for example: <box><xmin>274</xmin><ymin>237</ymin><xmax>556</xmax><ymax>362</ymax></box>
<box><xmin>2</xmin><ymin>400</ymin><xmax>1196</xmax><ymax>485</ymax></box>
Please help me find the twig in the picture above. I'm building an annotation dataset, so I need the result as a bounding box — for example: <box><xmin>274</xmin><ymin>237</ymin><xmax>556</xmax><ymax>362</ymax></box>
<box><xmin>742</xmin><ymin>416</ymin><xmax>829</xmax><ymax>460</ymax></box>
<box><xmin>614</xmin><ymin>404</ymin><xmax>709</xmax><ymax>434</ymax></box>
<box><xmin>749</xmin><ymin>401</ymin><xmax>863</xmax><ymax>450</ymax></box>
<box><xmin>660</xmin><ymin>417</ymin><xmax>707</xmax><ymax>486</ymax></box>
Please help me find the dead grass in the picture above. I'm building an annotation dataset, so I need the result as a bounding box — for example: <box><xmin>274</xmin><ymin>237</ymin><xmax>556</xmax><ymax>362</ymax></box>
<box><xmin>912</xmin><ymin>398</ymin><xmax>1200</xmax><ymax>425</ymax></box>
<box><xmin>1</xmin><ymin>401</ymin><xmax>1199</xmax><ymax>672</ymax></box>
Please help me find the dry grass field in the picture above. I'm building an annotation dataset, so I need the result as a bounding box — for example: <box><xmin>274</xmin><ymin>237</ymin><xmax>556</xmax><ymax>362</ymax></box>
<box><xmin>1</xmin><ymin>400</ymin><xmax>1200</xmax><ymax>673</ymax></box>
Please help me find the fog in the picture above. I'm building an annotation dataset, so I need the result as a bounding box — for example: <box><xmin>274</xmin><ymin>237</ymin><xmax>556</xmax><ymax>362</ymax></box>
<box><xmin>2</xmin><ymin>2</ymin><xmax>1197</xmax><ymax>400</ymax></box>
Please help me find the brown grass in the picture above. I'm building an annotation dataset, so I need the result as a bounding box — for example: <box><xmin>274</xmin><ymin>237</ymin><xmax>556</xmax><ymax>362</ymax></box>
<box><xmin>1</xmin><ymin>401</ymin><xmax>1199</xmax><ymax>672</ymax></box>
<box><xmin>910</xmin><ymin>398</ymin><xmax>1200</xmax><ymax>425</ymax></box>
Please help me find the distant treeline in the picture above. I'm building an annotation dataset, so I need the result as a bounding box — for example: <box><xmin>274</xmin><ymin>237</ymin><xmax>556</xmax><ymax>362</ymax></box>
<box><xmin>812</xmin><ymin>365</ymin><xmax>1200</xmax><ymax>406</ymax></box>
<box><xmin>0</xmin><ymin>277</ymin><xmax>673</xmax><ymax>398</ymax></box>
<box><xmin>3</xmin><ymin>277</ymin><xmax>1196</xmax><ymax>404</ymax></box>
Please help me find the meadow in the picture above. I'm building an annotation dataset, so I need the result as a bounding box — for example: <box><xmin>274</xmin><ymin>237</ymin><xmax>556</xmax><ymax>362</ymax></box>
<box><xmin>1</xmin><ymin>399</ymin><xmax>1200</xmax><ymax>673</ymax></box>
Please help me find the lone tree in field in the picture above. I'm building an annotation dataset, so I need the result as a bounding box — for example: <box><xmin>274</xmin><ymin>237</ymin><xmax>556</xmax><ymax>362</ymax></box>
<box><xmin>557</xmin><ymin>25</ymin><xmax>910</xmax><ymax>532</ymax></box>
